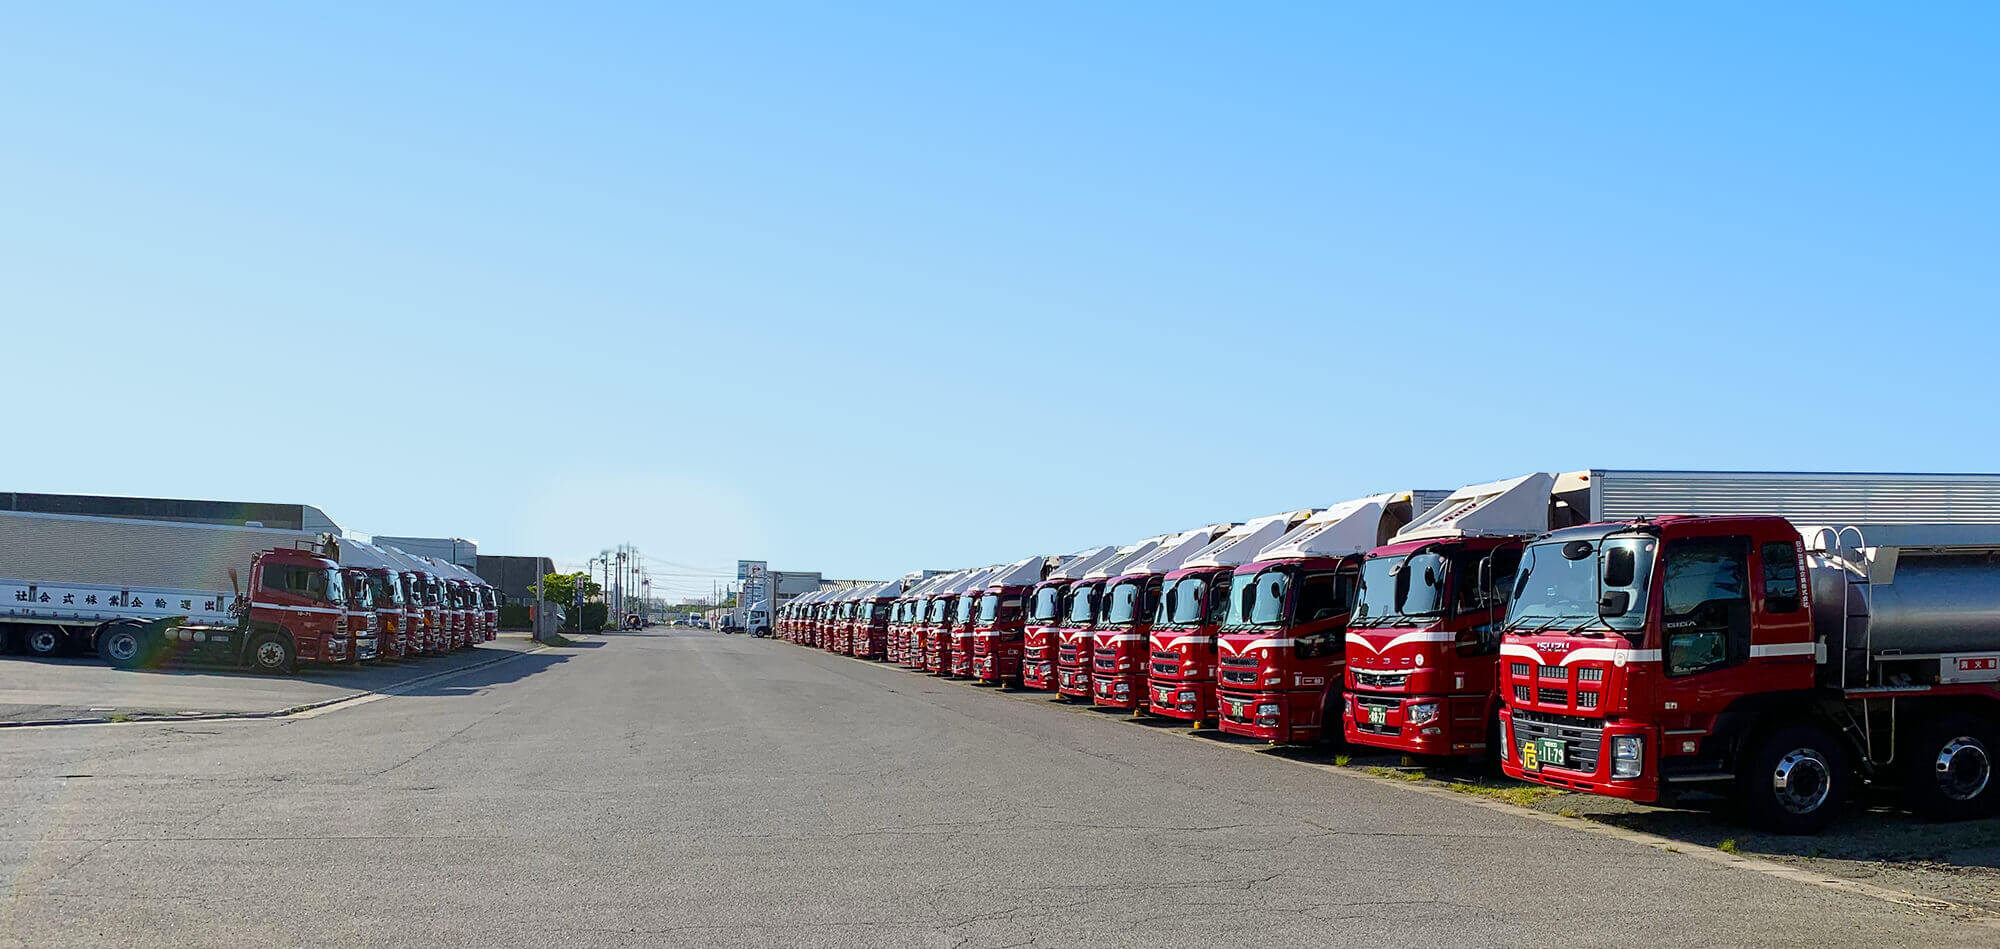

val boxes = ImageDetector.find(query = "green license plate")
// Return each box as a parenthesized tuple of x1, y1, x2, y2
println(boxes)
(1527, 737, 1566, 770)
(1366, 706, 1387, 725)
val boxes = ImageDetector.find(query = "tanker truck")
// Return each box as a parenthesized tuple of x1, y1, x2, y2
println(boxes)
(1498, 470, 2000, 832)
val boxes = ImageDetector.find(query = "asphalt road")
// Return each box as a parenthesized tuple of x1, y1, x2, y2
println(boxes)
(0, 634, 541, 724)
(1, 629, 1989, 948)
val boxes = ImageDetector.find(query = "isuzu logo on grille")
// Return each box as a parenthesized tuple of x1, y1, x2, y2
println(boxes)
(1535, 641, 1571, 652)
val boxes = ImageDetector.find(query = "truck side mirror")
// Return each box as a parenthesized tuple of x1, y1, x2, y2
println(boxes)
(1477, 558, 1493, 596)
(1598, 590, 1631, 617)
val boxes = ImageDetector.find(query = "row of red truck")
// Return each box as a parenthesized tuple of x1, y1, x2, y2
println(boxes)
(0, 510, 500, 674)
(777, 470, 2000, 833)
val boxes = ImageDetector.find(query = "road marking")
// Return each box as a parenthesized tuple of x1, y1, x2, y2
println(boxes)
(810, 644, 2000, 926)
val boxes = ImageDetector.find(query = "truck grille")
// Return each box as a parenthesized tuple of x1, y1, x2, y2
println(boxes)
(1152, 649, 1180, 663)
(1510, 662, 1532, 677)
(1219, 654, 1256, 669)
(1151, 661, 1178, 675)
(1094, 657, 1116, 671)
(1537, 687, 1569, 706)
(1510, 709, 1603, 774)
(1221, 668, 1259, 685)
(1538, 665, 1568, 680)
(1058, 646, 1081, 663)
(1353, 670, 1408, 689)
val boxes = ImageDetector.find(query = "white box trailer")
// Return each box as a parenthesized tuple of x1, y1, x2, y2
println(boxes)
(0, 510, 322, 657)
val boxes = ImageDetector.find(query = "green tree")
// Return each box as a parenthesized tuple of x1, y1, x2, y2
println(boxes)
(538, 573, 603, 607)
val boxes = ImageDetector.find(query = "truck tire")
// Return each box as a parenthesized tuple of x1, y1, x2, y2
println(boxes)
(1736, 722, 1850, 834)
(1902, 713, 1997, 821)
(248, 632, 296, 675)
(96, 623, 150, 669)
(22, 625, 71, 658)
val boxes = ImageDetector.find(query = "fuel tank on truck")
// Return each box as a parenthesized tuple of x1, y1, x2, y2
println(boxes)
(1809, 543, 2000, 657)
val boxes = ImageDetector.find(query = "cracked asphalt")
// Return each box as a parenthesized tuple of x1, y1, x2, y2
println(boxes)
(1, 629, 1989, 947)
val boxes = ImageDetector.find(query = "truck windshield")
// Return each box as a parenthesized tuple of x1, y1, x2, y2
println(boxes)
(1350, 552, 1449, 627)
(977, 594, 1000, 624)
(1064, 583, 1100, 624)
(1507, 535, 1656, 634)
(1102, 580, 1144, 625)
(323, 568, 344, 607)
(925, 599, 946, 624)
(1158, 575, 1208, 626)
(1030, 586, 1061, 623)
(1224, 567, 1290, 628)
(370, 575, 401, 606)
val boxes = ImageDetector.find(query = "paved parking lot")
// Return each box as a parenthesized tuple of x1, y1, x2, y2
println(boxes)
(1, 628, 1994, 948)
(0, 633, 543, 724)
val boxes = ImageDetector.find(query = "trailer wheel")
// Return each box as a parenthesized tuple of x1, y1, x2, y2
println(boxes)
(248, 632, 296, 675)
(1737, 722, 1850, 834)
(1903, 714, 1997, 821)
(96, 623, 150, 669)
(23, 625, 70, 658)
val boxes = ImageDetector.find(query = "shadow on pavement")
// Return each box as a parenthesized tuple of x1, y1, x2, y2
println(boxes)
(395, 650, 573, 697)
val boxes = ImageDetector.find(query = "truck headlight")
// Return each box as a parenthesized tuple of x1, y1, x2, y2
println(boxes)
(1406, 701, 1440, 727)
(1255, 703, 1279, 716)
(1610, 735, 1644, 778)
(1499, 717, 1512, 762)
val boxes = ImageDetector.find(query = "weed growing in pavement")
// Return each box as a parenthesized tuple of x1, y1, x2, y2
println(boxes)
(1333, 754, 1351, 766)
(1441, 781, 1563, 807)
(1718, 839, 1741, 854)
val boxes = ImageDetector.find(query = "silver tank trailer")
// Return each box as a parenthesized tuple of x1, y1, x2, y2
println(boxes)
(1809, 547, 2000, 656)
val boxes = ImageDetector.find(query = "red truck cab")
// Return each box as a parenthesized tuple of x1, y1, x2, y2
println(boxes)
(1343, 474, 1573, 759)
(1216, 492, 1434, 743)
(1022, 546, 1120, 692)
(1147, 511, 1314, 723)
(1058, 538, 1167, 700)
(972, 556, 1059, 685)
(340, 566, 381, 662)
(98, 545, 353, 673)
(1093, 526, 1234, 710)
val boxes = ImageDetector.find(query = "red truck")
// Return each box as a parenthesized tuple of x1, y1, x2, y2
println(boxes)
(849, 580, 898, 660)
(1497, 470, 2000, 832)
(1215, 492, 1445, 742)
(970, 556, 1060, 685)
(918, 570, 969, 672)
(339, 566, 382, 663)
(1092, 525, 1235, 710)
(1056, 538, 1168, 701)
(1343, 474, 1576, 758)
(1147, 510, 1315, 724)
(946, 567, 1000, 677)
(1021, 546, 1120, 692)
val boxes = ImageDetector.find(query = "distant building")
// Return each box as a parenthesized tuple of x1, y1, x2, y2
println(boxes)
(373, 536, 477, 569)
(2, 492, 341, 534)
(476, 555, 558, 605)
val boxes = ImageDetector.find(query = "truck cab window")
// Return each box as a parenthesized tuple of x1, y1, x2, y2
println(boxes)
(1662, 536, 1751, 677)
(1293, 571, 1342, 658)
(1760, 541, 1802, 613)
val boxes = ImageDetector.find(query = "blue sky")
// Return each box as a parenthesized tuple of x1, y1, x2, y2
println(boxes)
(4, 3, 1995, 599)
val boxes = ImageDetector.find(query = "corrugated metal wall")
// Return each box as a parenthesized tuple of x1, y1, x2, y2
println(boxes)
(0, 511, 319, 590)
(1591, 471, 2000, 524)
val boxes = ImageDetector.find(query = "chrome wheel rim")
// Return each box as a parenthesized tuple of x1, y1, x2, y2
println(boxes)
(1935, 737, 1992, 802)
(1772, 748, 1834, 814)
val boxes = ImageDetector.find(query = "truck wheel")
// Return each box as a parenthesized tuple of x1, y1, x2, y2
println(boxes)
(1737, 722, 1850, 834)
(248, 632, 296, 675)
(1903, 714, 1997, 821)
(96, 623, 149, 669)
(23, 625, 70, 658)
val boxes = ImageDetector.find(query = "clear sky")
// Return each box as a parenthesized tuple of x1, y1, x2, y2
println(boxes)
(4, 3, 1996, 599)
